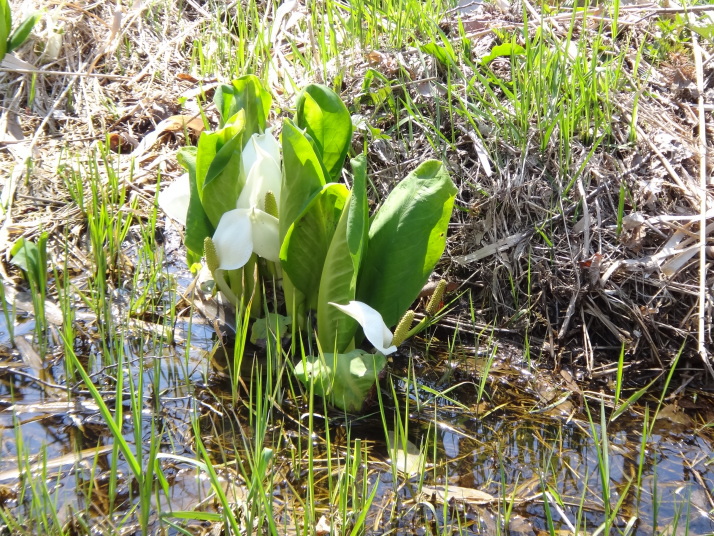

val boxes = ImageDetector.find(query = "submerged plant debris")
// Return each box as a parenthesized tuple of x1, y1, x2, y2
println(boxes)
(0, 0, 713, 534)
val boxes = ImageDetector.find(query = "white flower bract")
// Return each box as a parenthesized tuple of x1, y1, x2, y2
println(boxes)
(212, 129, 282, 270)
(329, 301, 397, 355)
(158, 173, 190, 226)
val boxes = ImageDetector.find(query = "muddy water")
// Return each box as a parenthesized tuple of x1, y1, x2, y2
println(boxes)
(0, 275, 712, 534)
(343, 352, 714, 536)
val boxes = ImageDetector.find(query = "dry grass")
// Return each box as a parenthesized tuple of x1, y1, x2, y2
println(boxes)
(364, 1, 714, 383)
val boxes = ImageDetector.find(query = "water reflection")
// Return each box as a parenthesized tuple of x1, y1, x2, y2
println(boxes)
(1, 283, 713, 534)
(399, 371, 714, 535)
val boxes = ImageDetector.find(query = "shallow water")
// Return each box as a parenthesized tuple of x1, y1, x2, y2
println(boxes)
(0, 269, 712, 534)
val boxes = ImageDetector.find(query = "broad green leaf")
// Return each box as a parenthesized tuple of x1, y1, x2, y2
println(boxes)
(177, 146, 214, 257)
(250, 313, 291, 345)
(691, 19, 714, 40)
(1, 0, 9, 30)
(294, 350, 386, 413)
(194, 127, 227, 194)
(333, 350, 386, 412)
(317, 156, 369, 353)
(279, 119, 327, 241)
(357, 160, 456, 328)
(280, 183, 348, 309)
(0, 0, 10, 61)
(195, 113, 245, 226)
(345, 157, 369, 257)
(10, 232, 48, 302)
(9, 237, 38, 274)
(10, 233, 46, 280)
(201, 136, 243, 226)
(214, 75, 271, 137)
(295, 85, 352, 181)
(203, 148, 245, 225)
(294, 355, 333, 399)
(7, 12, 39, 53)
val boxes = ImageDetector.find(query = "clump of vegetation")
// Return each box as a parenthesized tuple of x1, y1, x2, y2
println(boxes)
(160, 75, 456, 412)
(0, 0, 712, 534)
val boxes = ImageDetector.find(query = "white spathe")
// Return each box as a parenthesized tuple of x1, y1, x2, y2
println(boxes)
(212, 130, 282, 270)
(158, 173, 190, 226)
(329, 301, 397, 355)
(236, 141, 282, 210)
(241, 127, 281, 179)
(212, 207, 280, 270)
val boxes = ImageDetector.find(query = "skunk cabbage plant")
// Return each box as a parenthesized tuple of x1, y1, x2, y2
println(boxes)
(160, 76, 456, 412)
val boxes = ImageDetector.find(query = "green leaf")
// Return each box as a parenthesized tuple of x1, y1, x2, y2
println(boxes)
(610, 375, 660, 423)
(9, 237, 38, 273)
(214, 75, 272, 137)
(177, 146, 214, 257)
(0, 0, 9, 29)
(200, 120, 246, 227)
(386, 431, 425, 475)
(295, 85, 352, 181)
(317, 155, 369, 353)
(357, 160, 456, 328)
(195, 114, 243, 191)
(294, 350, 386, 413)
(10, 235, 43, 277)
(280, 183, 349, 309)
(10, 232, 48, 299)
(331, 351, 386, 413)
(0, 0, 10, 61)
(294, 355, 333, 398)
(7, 12, 39, 53)
(420, 42, 456, 67)
(279, 119, 327, 242)
(691, 19, 714, 40)
(481, 42, 526, 65)
(250, 313, 291, 345)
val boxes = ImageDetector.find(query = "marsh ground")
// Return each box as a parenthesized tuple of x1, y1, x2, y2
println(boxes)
(0, 0, 713, 534)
